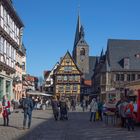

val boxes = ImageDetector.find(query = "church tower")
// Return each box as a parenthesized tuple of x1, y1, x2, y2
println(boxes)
(72, 14, 89, 79)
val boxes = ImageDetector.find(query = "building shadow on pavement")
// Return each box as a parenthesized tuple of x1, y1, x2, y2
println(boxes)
(15, 110, 140, 140)
(15, 111, 91, 140)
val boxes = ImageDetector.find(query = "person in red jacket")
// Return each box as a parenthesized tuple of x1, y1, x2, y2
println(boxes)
(125, 101, 135, 131)
(2, 95, 10, 126)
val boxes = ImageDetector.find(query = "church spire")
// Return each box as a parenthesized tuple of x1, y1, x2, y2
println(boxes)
(73, 13, 81, 48)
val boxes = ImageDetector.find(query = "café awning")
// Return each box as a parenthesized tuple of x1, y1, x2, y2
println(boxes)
(27, 91, 52, 96)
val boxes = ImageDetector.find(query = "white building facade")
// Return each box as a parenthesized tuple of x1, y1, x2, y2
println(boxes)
(0, 0, 24, 100)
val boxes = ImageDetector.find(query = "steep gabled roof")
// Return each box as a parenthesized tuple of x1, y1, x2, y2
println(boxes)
(44, 71, 51, 79)
(55, 51, 82, 75)
(45, 62, 59, 78)
(3, 0, 24, 27)
(107, 39, 140, 71)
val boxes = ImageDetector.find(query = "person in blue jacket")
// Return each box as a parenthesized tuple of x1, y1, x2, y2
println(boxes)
(22, 94, 33, 129)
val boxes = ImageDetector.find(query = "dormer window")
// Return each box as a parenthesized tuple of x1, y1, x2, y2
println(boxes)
(123, 57, 130, 69)
(135, 53, 140, 58)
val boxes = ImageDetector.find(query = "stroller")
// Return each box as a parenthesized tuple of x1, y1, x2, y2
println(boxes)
(59, 100, 68, 120)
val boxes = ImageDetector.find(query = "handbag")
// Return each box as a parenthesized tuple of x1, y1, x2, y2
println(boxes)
(7, 108, 11, 115)
(96, 111, 99, 120)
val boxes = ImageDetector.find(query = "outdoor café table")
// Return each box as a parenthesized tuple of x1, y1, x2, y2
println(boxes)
(104, 111, 117, 125)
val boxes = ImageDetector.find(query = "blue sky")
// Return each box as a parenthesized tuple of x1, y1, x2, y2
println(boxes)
(13, 0, 140, 77)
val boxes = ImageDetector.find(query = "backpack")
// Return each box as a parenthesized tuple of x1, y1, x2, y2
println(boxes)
(125, 107, 131, 116)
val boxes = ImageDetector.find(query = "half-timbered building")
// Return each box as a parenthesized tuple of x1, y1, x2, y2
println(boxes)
(54, 51, 82, 101)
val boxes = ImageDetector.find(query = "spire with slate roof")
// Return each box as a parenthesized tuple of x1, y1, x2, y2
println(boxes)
(73, 13, 81, 48)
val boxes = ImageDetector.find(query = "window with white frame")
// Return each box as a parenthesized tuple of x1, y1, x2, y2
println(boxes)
(22, 62, 25, 70)
(64, 76, 67, 81)
(4, 39, 6, 54)
(64, 66, 72, 72)
(58, 85, 64, 92)
(11, 47, 14, 61)
(1, 5, 20, 44)
(116, 74, 120, 81)
(0, 36, 4, 54)
(138, 74, 140, 80)
(0, 5, 3, 18)
(73, 85, 77, 91)
(131, 74, 135, 81)
(120, 74, 124, 81)
(66, 85, 70, 91)
(69, 76, 72, 81)
(127, 74, 131, 81)
(0, 5, 4, 28)
(75, 75, 80, 82)
(9, 45, 11, 58)
(57, 76, 62, 82)
(6, 42, 10, 57)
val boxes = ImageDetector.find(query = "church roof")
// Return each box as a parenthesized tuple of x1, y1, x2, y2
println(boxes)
(85, 56, 98, 80)
(73, 14, 81, 48)
(107, 39, 140, 71)
(73, 14, 88, 49)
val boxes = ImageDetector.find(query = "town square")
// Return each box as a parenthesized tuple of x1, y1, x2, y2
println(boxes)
(0, 0, 140, 140)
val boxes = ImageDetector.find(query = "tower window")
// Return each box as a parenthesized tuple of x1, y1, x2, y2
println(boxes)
(80, 48, 85, 56)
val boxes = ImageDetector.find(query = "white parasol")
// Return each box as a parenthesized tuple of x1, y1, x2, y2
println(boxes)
(27, 90, 53, 97)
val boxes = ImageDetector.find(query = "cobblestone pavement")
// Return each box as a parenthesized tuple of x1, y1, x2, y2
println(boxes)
(0, 107, 140, 140)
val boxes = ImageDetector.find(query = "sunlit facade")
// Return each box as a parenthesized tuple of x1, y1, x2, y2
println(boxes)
(0, 0, 24, 100)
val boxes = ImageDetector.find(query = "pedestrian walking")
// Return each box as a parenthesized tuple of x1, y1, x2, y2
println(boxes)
(89, 98, 98, 122)
(82, 99, 86, 112)
(2, 94, 11, 126)
(85, 100, 89, 110)
(71, 98, 76, 111)
(59, 97, 68, 120)
(23, 94, 34, 129)
(19, 94, 26, 108)
(51, 97, 59, 121)
(66, 98, 70, 111)
(125, 101, 135, 131)
(119, 98, 128, 128)
(97, 100, 103, 121)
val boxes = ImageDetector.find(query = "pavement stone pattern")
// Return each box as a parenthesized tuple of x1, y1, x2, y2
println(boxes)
(0, 106, 140, 140)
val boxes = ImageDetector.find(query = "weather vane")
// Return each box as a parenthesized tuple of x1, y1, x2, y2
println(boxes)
(78, 4, 80, 15)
